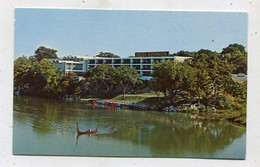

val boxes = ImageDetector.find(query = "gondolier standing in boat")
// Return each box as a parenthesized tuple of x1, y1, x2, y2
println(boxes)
(76, 122, 99, 134)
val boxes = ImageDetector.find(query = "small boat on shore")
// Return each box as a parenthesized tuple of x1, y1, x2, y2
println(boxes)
(76, 122, 99, 135)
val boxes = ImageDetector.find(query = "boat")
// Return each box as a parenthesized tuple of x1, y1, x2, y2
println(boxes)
(76, 122, 99, 135)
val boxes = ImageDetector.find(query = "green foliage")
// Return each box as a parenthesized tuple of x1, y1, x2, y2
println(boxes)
(14, 56, 84, 98)
(209, 95, 231, 110)
(14, 56, 33, 86)
(221, 43, 247, 74)
(60, 73, 84, 97)
(152, 60, 196, 101)
(221, 43, 246, 54)
(186, 50, 234, 108)
(30, 46, 58, 61)
(14, 57, 62, 97)
(14, 44, 247, 121)
(112, 66, 141, 99)
(96, 52, 120, 58)
(83, 64, 116, 96)
(224, 80, 247, 99)
(152, 45, 246, 114)
(171, 50, 196, 57)
(83, 65, 141, 98)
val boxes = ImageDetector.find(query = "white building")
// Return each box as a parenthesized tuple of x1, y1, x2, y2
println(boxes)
(52, 51, 191, 80)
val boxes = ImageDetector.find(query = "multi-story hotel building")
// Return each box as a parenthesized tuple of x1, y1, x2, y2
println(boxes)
(52, 51, 191, 80)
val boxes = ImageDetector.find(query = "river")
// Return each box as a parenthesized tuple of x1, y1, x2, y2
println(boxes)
(13, 96, 246, 159)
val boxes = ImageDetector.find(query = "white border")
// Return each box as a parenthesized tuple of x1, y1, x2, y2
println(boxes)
(1, 0, 260, 167)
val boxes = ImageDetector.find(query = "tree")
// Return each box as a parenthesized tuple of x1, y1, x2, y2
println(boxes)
(83, 65, 116, 96)
(221, 43, 246, 55)
(96, 52, 120, 58)
(14, 56, 64, 97)
(29, 59, 61, 96)
(60, 73, 83, 97)
(152, 61, 172, 97)
(113, 66, 141, 99)
(31, 46, 58, 61)
(171, 50, 196, 57)
(184, 49, 234, 111)
(14, 56, 33, 87)
(221, 43, 247, 74)
(152, 60, 196, 103)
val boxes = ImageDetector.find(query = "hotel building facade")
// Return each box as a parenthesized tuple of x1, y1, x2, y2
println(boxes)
(52, 51, 191, 80)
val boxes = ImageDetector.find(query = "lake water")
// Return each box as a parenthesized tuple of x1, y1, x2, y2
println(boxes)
(13, 96, 246, 159)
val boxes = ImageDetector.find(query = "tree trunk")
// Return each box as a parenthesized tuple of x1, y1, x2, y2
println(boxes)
(163, 91, 167, 98)
(123, 84, 129, 99)
(123, 87, 126, 99)
(102, 80, 110, 92)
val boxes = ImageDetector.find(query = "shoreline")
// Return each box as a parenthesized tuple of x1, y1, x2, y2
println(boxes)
(14, 95, 246, 127)
(76, 98, 246, 127)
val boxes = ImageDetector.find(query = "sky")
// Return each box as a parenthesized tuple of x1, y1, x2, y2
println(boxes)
(14, 9, 247, 59)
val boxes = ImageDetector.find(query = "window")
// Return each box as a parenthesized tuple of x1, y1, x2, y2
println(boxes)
(66, 64, 72, 70)
(133, 65, 140, 70)
(123, 59, 130, 64)
(89, 60, 95, 64)
(97, 60, 103, 64)
(142, 71, 151, 76)
(114, 59, 121, 64)
(142, 65, 151, 70)
(142, 59, 151, 64)
(105, 60, 112, 64)
(73, 64, 83, 70)
(133, 59, 140, 64)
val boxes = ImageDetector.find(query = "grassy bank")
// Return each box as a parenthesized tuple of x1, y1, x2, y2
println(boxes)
(102, 93, 164, 105)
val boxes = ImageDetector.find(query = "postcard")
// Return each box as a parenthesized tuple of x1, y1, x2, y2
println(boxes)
(13, 9, 247, 159)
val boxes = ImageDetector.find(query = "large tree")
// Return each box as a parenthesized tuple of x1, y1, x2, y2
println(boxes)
(221, 43, 247, 74)
(83, 64, 116, 96)
(14, 56, 33, 87)
(185, 49, 240, 111)
(60, 73, 84, 97)
(14, 57, 63, 97)
(31, 46, 58, 61)
(152, 60, 196, 103)
(113, 66, 141, 99)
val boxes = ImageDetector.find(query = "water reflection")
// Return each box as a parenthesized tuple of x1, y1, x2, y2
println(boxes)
(13, 96, 246, 158)
(76, 133, 97, 145)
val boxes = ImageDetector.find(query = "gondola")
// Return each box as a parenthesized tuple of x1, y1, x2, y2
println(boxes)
(76, 122, 99, 135)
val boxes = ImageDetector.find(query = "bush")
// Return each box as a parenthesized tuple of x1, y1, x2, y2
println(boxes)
(209, 95, 231, 110)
